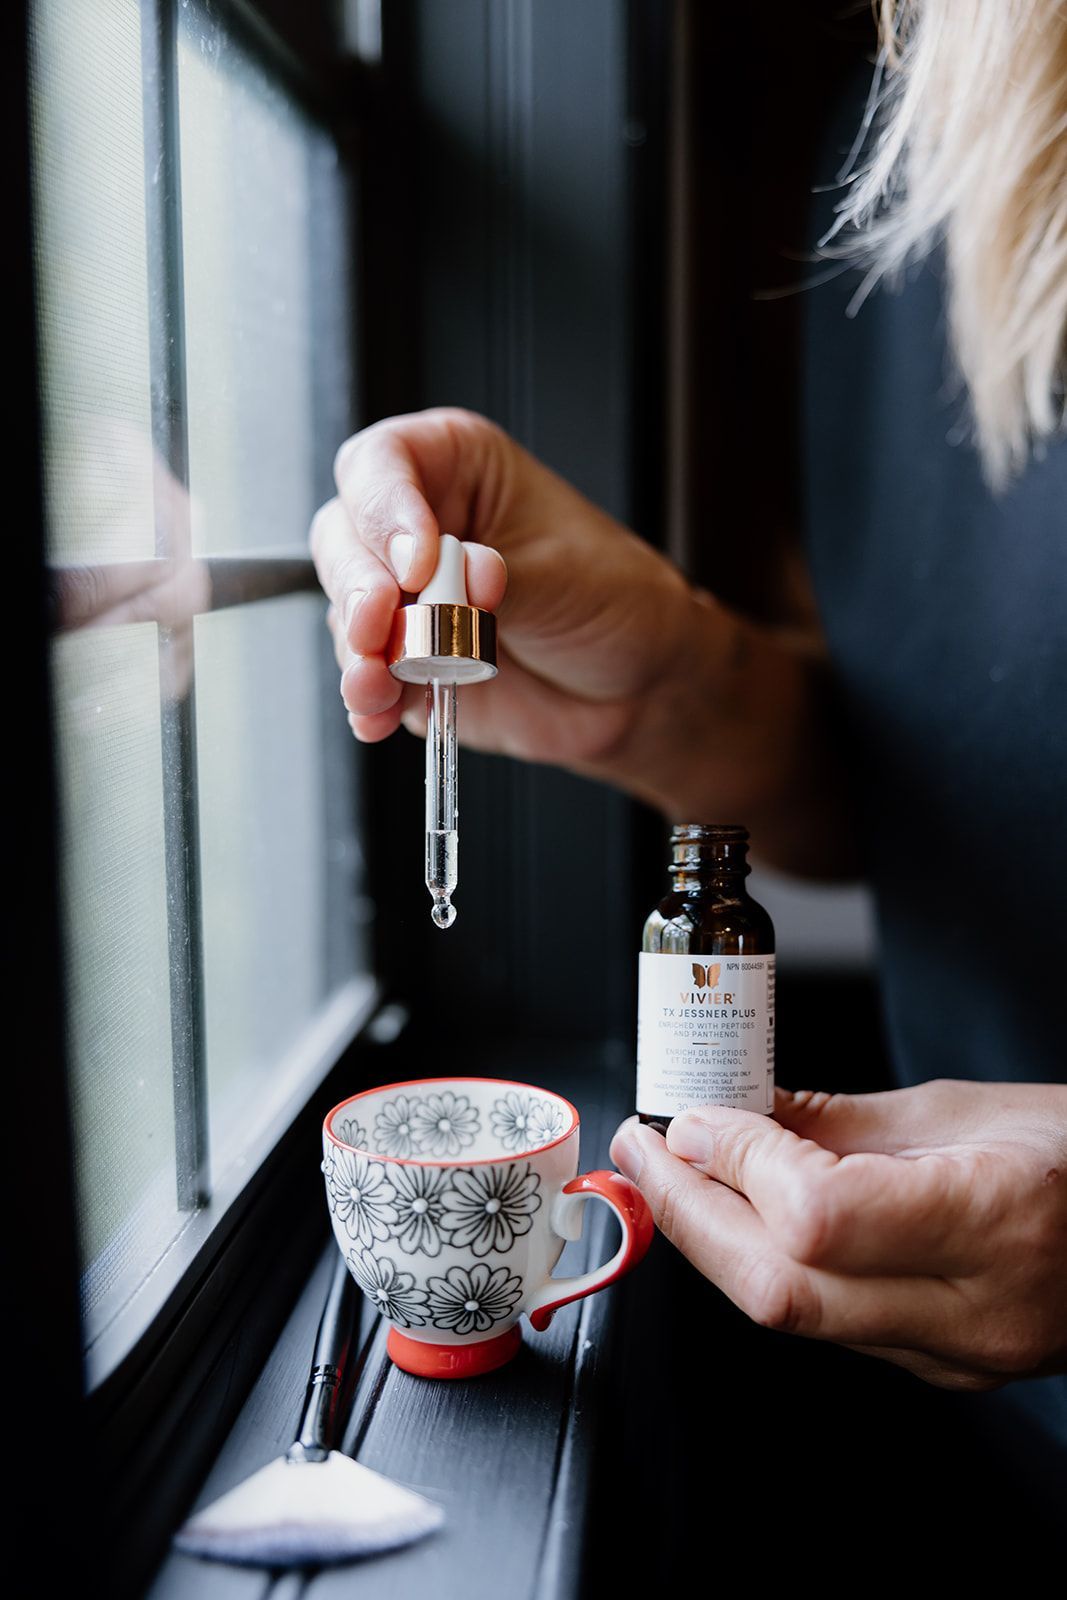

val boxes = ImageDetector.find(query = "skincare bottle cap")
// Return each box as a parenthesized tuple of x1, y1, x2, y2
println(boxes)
(387, 534, 498, 685)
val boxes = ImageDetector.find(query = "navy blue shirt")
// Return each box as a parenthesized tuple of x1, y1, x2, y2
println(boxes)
(803, 119, 1067, 1488)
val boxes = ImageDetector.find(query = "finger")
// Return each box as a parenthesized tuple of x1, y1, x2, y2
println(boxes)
(347, 707, 405, 744)
(309, 496, 400, 654)
(340, 655, 403, 718)
(772, 1084, 951, 1156)
(326, 606, 348, 673)
(665, 1103, 985, 1275)
(394, 644, 632, 766)
(400, 700, 427, 740)
(609, 1119, 961, 1349)
(463, 542, 508, 612)
(325, 591, 404, 720)
(333, 409, 506, 594)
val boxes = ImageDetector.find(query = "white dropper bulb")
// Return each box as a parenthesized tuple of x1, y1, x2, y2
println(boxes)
(417, 533, 469, 606)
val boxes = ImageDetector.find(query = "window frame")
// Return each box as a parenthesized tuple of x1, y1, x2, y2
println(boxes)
(9, 0, 87, 1570)
(36, 0, 380, 1388)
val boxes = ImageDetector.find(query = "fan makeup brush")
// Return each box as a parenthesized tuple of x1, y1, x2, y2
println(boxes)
(175, 1253, 444, 1567)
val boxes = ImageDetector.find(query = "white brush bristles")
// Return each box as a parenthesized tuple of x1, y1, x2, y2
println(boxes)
(824, 0, 1067, 489)
(175, 1452, 444, 1567)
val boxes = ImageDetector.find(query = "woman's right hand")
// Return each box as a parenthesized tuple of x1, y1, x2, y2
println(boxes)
(310, 407, 694, 773)
(311, 405, 854, 876)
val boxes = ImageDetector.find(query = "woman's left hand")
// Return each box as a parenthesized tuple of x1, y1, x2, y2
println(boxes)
(609, 1078, 1067, 1390)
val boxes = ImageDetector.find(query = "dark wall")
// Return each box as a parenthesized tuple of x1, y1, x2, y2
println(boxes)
(356, 1, 880, 1044)
(670, 1, 873, 623)
(361, 0, 670, 1044)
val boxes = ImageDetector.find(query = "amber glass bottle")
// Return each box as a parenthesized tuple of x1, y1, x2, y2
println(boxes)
(637, 824, 775, 1129)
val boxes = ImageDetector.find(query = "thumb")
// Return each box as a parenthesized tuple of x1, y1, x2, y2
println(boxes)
(773, 1083, 943, 1155)
(463, 541, 508, 612)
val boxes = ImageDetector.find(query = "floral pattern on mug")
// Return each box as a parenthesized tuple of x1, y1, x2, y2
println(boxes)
(526, 1097, 568, 1148)
(347, 1247, 429, 1328)
(490, 1090, 538, 1152)
(388, 1162, 450, 1257)
(335, 1115, 368, 1151)
(411, 1091, 480, 1157)
(438, 1162, 541, 1256)
(373, 1095, 422, 1158)
(426, 1262, 523, 1335)
(328, 1147, 399, 1246)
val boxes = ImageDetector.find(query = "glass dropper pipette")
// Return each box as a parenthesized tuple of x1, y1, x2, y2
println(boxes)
(425, 676, 458, 928)
(386, 534, 498, 929)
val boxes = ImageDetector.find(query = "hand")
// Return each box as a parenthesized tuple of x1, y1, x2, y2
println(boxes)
(311, 406, 857, 873)
(610, 1079, 1067, 1390)
(310, 406, 692, 767)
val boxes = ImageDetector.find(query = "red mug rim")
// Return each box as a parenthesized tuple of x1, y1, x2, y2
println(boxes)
(323, 1075, 580, 1167)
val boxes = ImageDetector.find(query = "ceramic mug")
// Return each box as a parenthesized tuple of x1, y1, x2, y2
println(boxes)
(322, 1076, 654, 1378)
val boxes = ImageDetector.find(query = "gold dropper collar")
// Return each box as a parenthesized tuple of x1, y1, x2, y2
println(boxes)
(387, 601, 498, 685)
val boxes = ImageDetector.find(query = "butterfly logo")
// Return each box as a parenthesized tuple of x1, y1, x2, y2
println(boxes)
(691, 963, 721, 989)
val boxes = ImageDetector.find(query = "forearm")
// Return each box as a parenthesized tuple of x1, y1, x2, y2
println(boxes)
(592, 584, 860, 879)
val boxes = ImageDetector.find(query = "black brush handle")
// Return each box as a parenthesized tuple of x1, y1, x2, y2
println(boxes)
(288, 1252, 360, 1463)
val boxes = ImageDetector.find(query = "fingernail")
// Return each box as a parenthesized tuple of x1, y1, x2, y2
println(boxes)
(666, 1114, 713, 1163)
(607, 1126, 652, 1190)
(389, 532, 415, 587)
(343, 589, 366, 636)
(612, 1130, 644, 1183)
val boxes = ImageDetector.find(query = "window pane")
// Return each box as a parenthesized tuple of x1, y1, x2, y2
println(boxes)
(51, 627, 182, 1328)
(176, 4, 365, 1166)
(195, 595, 361, 1173)
(178, 8, 336, 554)
(30, 0, 155, 562)
(32, 0, 366, 1371)
(31, 0, 185, 1339)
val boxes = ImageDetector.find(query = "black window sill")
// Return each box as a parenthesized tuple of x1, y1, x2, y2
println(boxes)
(142, 984, 1066, 1592)
(149, 1041, 635, 1600)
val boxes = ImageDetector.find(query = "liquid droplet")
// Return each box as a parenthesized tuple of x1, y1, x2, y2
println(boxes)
(431, 897, 456, 930)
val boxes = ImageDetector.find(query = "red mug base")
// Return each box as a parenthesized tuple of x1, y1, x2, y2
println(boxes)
(387, 1323, 522, 1379)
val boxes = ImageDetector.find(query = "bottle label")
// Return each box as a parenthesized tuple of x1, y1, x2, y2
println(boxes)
(637, 952, 776, 1116)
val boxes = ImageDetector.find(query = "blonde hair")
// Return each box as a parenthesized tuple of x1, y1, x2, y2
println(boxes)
(824, 0, 1067, 488)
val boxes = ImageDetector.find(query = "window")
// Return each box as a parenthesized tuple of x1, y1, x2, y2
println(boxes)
(17, 1, 674, 1584)
(30, 0, 372, 1383)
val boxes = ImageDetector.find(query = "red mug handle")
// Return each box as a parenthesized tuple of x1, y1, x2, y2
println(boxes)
(525, 1169, 654, 1332)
